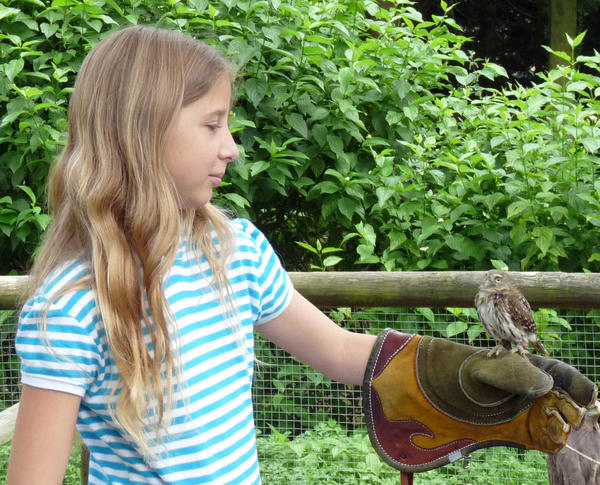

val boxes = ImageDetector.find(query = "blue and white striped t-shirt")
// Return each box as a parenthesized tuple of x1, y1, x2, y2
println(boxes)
(16, 218, 294, 484)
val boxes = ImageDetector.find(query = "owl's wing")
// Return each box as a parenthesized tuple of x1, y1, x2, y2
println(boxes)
(507, 292, 538, 334)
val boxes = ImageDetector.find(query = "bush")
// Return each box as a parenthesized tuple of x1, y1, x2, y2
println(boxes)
(1, 1, 600, 274)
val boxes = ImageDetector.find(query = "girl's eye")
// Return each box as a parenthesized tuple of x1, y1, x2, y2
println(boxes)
(207, 124, 221, 132)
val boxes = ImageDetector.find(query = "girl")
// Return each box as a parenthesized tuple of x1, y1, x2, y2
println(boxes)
(7, 25, 376, 484)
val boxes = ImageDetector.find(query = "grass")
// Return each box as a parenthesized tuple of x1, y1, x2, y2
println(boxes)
(0, 422, 550, 484)
(257, 420, 550, 485)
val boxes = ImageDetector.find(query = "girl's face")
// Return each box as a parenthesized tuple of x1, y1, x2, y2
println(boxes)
(164, 76, 239, 209)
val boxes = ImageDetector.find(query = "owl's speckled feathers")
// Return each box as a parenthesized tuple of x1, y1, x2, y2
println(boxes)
(474, 270, 548, 358)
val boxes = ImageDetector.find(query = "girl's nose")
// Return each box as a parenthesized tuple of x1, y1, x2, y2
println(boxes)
(222, 131, 239, 163)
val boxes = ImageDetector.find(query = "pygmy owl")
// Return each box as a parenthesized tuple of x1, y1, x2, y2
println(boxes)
(474, 270, 548, 358)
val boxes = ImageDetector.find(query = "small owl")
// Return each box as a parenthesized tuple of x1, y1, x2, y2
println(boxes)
(474, 270, 548, 358)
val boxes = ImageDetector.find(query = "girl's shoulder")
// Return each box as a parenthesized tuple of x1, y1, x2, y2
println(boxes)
(23, 259, 92, 315)
(229, 217, 257, 236)
(229, 217, 269, 247)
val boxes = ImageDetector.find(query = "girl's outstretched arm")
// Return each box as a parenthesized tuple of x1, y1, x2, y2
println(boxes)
(7, 385, 81, 485)
(257, 290, 376, 385)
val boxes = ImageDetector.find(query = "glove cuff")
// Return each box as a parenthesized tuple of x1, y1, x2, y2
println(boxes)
(362, 329, 483, 472)
(362, 329, 531, 472)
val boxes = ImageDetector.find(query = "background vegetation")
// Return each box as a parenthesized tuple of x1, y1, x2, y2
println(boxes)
(1, 0, 600, 275)
(1, 2, 598, 483)
(0, 421, 551, 484)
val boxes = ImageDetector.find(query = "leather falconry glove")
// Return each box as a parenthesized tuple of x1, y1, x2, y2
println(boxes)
(363, 329, 598, 475)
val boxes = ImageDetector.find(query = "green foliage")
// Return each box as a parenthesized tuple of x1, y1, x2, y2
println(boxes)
(2, 0, 600, 274)
(257, 420, 549, 484)
(0, 0, 118, 272)
(257, 420, 397, 484)
(0, 424, 549, 484)
(295, 233, 357, 270)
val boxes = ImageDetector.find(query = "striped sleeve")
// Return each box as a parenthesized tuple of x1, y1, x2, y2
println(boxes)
(233, 219, 294, 325)
(16, 290, 101, 397)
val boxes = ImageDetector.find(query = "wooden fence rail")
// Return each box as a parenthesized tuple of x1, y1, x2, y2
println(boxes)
(1, 271, 600, 311)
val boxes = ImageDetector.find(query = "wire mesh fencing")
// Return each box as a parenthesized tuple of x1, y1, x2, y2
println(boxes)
(0, 311, 19, 479)
(1, 306, 598, 484)
(252, 307, 600, 485)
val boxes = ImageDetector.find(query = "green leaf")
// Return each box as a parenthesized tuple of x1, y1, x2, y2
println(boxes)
(286, 113, 308, 138)
(310, 107, 329, 121)
(34, 213, 51, 231)
(467, 323, 485, 343)
(337, 197, 361, 220)
(323, 255, 342, 267)
(567, 30, 586, 48)
(355, 222, 376, 247)
(485, 62, 508, 78)
(1, 109, 27, 126)
(375, 186, 395, 207)
(338, 67, 354, 94)
(244, 77, 268, 106)
(104, 0, 124, 15)
(326, 135, 344, 157)
(446, 321, 468, 338)
(356, 244, 379, 264)
(532, 227, 554, 256)
(566, 80, 591, 92)
(18, 185, 36, 203)
(572, 30, 587, 47)
(221, 192, 249, 208)
(581, 137, 600, 154)
(40, 22, 59, 38)
(4, 58, 24, 83)
(295, 241, 318, 254)
(312, 181, 339, 195)
(506, 200, 531, 219)
(510, 225, 529, 246)
(0, 7, 20, 21)
(417, 307, 435, 323)
(418, 217, 441, 242)
(491, 260, 509, 271)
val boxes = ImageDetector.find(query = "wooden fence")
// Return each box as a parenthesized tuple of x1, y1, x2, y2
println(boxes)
(1, 271, 599, 483)
(2, 271, 600, 311)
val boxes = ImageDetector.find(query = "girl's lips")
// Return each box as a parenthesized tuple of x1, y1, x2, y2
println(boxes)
(209, 174, 223, 185)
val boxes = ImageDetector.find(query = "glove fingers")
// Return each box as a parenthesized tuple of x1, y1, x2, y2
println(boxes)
(542, 407, 570, 445)
(529, 391, 572, 452)
(464, 350, 553, 400)
(551, 390, 585, 428)
(529, 390, 588, 452)
(528, 355, 599, 408)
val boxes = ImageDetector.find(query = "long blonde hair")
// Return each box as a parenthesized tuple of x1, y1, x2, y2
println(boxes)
(29, 25, 235, 455)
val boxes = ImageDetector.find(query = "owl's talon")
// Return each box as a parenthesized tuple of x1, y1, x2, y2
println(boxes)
(510, 346, 529, 357)
(487, 345, 504, 358)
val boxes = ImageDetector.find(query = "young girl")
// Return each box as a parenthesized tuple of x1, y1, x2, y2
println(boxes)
(7, 25, 376, 484)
